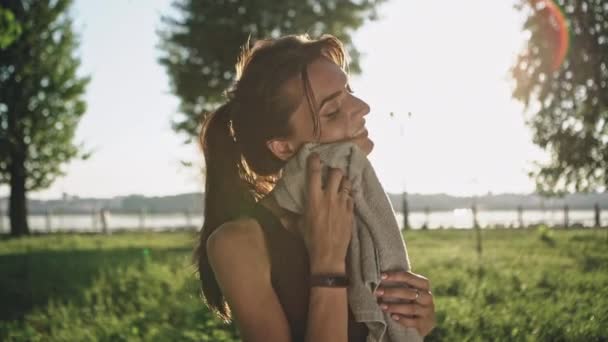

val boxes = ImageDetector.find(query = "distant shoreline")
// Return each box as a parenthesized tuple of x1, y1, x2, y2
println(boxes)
(2, 191, 607, 215)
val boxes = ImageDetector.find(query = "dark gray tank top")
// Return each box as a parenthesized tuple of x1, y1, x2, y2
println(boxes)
(250, 202, 368, 342)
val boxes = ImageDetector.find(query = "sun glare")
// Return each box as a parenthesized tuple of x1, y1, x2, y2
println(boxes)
(353, 0, 545, 196)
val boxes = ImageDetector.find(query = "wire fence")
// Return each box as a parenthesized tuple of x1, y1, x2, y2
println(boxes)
(0, 204, 606, 234)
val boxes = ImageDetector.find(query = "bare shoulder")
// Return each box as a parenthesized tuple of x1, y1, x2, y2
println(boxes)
(207, 217, 269, 271)
(207, 217, 291, 341)
(207, 218, 270, 276)
(208, 217, 264, 243)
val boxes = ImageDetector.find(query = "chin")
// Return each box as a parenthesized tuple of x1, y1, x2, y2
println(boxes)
(344, 129, 374, 155)
(364, 137, 374, 156)
(353, 137, 373, 156)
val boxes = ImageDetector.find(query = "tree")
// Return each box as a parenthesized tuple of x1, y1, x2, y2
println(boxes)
(512, 0, 608, 194)
(0, 6, 21, 49)
(158, 0, 385, 143)
(0, 0, 90, 236)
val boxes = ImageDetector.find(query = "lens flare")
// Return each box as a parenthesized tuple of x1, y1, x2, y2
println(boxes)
(531, 0, 570, 71)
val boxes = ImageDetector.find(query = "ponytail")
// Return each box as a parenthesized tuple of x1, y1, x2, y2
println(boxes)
(194, 101, 255, 322)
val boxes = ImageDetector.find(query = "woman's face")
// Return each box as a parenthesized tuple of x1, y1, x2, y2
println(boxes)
(270, 57, 373, 159)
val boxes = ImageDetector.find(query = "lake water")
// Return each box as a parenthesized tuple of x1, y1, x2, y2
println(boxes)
(0, 209, 606, 233)
(394, 209, 608, 229)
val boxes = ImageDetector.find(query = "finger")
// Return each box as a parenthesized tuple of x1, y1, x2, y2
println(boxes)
(325, 167, 344, 194)
(376, 286, 433, 306)
(346, 196, 354, 211)
(339, 178, 352, 199)
(381, 303, 428, 318)
(389, 314, 417, 328)
(339, 177, 351, 191)
(306, 153, 322, 201)
(376, 286, 417, 302)
(382, 271, 431, 291)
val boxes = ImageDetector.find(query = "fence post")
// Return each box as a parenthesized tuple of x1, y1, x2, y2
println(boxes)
(517, 205, 524, 228)
(100, 208, 109, 234)
(563, 204, 569, 229)
(594, 203, 601, 228)
(139, 208, 146, 229)
(472, 200, 482, 255)
(92, 208, 97, 231)
(422, 206, 430, 230)
(472, 202, 479, 229)
(45, 207, 52, 232)
(402, 191, 409, 230)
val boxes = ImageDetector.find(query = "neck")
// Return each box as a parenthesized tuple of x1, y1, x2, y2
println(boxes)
(259, 191, 299, 232)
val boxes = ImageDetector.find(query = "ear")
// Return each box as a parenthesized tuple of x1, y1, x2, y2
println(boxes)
(266, 138, 297, 161)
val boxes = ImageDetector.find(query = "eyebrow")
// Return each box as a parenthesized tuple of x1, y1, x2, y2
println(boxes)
(317, 71, 349, 111)
(318, 90, 343, 112)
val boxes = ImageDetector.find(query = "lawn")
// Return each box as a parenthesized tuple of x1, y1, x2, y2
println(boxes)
(0, 227, 606, 341)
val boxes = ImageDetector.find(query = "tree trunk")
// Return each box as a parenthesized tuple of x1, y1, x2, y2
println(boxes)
(9, 150, 29, 236)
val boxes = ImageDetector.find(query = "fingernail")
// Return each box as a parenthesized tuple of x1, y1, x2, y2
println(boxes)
(381, 304, 388, 310)
(375, 289, 384, 296)
(381, 273, 388, 280)
(392, 315, 400, 321)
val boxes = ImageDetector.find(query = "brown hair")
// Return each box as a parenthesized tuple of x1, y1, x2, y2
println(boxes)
(194, 34, 348, 322)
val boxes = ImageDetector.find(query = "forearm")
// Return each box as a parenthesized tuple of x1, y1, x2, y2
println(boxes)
(305, 262, 348, 342)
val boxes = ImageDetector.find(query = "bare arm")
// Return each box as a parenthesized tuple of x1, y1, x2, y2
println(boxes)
(207, 220, 291, 342)
(207, 220, 350, 342)
(305, 262, 348, 342)
(301, 154, 355, 342)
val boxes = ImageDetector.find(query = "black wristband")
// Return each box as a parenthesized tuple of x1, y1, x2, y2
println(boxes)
(310, 274, 349, 287)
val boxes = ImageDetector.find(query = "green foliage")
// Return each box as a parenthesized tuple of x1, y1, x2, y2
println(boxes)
(409, 228, 608, 341)
(157, 0, 385, 143)
(537, 224, 556, 245)
(0, 0, 90, 190)
(511, 0, 608, 194)
(0, 232, 239, 341)
(0, 6, 21, 49)
(1, 229, 607, 341)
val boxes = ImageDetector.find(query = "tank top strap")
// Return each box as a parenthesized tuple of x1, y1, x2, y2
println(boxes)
(250, 201, 298, 238)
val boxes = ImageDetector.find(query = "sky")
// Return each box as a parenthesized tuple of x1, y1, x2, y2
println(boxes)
(0, 0, 551, 200)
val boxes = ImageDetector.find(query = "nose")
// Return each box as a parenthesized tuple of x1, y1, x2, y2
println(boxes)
(361, 101, 370, 117)
(346, 92, 370, 128)
(350, 97, 369, 132)
(357, 97, 370, 118)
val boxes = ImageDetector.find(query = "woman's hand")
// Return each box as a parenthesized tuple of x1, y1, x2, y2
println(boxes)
(298, 152, 354, 274)
(375, 271, 436, 337)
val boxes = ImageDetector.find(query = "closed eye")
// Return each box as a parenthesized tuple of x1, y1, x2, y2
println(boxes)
(323, 83, 352, 119)
(326, 109, 340, 119)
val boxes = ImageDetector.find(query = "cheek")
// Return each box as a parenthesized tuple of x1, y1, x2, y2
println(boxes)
(290, 113, 317, 143)
(319, 118, 352, 142)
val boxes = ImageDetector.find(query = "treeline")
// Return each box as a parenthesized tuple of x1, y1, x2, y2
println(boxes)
(0, 193, 204, 215)
(1, 192, 606, 215)
(389, 192, 608, 212)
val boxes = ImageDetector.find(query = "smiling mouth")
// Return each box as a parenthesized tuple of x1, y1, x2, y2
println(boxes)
(352, 119, 368, 138)
(352, 127, 368, 138)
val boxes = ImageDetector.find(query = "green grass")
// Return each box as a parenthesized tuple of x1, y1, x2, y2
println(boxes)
(0, 228, 607, 341)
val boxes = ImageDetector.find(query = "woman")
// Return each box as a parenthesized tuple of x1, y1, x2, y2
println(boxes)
(194, 34, 436, 342)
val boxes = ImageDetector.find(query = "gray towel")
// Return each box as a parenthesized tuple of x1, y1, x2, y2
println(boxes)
(272, 142, 422, 342)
